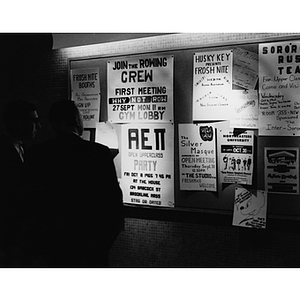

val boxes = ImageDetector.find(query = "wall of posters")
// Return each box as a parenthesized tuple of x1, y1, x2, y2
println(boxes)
(259, 41, 300, 136)
(107, 55, 173, 123)
(69, 35, 300, 220)
(71, 68, 100, 128)
(219, 129, 254, 185)
(120, 123, 174, 207)
(193, 50, 233, 120)
(179, 123, 217, 191)
(233, 188, 267, 229)
(264, 147, 299, 194)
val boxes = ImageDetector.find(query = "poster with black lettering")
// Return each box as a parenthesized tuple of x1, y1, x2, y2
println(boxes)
(233, 47, 258, 90)
(219, 129, 254, 185)
(107, 55, 173, 123)
(259, 41, 300, 136)
(193, 50, 233, 121)
(179, 124, 217, 191)
(120, 123, 174, 207)
(233, 188, 267, 229)
(71, 68, 100, 128)
(264, 147, 299, 194)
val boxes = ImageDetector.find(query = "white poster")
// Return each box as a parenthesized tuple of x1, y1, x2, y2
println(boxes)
(259, 41, 300, 136)
(120, 123, 174, 207)
(193, 50, 233, 120)
(230, 90, 259, 129)
(265, 147, 299, 194)
(233, 188, 267, 229)
(179, 124, 217, 191)
(71, 68, 100, 128)
(219, 129, 254, 185)
(108, 55, 173, 123)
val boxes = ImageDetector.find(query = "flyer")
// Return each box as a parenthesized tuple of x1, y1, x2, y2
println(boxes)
(179, 123, 217, 191)
(193, 50, 233, 120)
(233, 188, 267, 229)
(230, 90, 259, 129)
(219, 129, 254, 185)
(71, 68, 100, 128)
(233, 47, 258, 90)
(264, 147, 299, 194)
(107, 55, 173, 123)
(120, 123, 174, 207)
(259, 41, 300, 136)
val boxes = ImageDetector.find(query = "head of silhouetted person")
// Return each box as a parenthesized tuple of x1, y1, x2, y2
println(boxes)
(49, 100, 83, 137)
(2, 100, 41, 141)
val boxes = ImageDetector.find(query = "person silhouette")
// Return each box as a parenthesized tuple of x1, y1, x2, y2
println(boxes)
(0, 100, 41, 266)
(26, 100, 123, 267)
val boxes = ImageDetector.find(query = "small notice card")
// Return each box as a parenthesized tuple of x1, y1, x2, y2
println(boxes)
(233, 188, 267, 229)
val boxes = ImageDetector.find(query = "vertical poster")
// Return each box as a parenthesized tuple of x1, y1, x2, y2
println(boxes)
(107, 55, 173, 123)
(71, 68, 100, 128)
(193, 50, 233, 120)
(120, 123, 174, 207)
(233, 188, 267, 229)
(232, 47, 258, 90)
(219, 129, 254, 185)
(179, 123, 217, 191)
(230, 90, 259, 129)
(265, 147, 299, 194)
(259, 41, 300, 136)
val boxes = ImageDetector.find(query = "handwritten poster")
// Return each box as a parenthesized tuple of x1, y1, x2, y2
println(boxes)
(265, 147, 299, 194)
(230, 90, 259, 129)
(233, 188, 267, 229)
(259, 41, 300, 136)
(219, 129, 254, 185)
(193, 50, 233, 120)
(179, 124, 217, 191)
(233, 47, 258, 90)
(71, 68, 100, 128)
(107, 55, 173, 123)
(120, 123, 174, 207)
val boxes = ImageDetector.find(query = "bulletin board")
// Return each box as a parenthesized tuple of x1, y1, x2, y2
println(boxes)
(68, 35, 300, 222)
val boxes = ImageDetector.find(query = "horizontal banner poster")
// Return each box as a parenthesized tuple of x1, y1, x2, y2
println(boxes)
(120, 123, 174, 207)
(108, 55, 173, 123)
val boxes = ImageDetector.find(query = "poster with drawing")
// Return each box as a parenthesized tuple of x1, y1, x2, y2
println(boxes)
(71, 68, 100, 128)
(233, 188, 267, 229)
(233, 47, 258, 90)
(107, 55, 173, 123)
(265, 147, 299, 194)
(259, 41, 300, 136)
(193, 50, 233, 120)
(120, 123, 174, 207)
(179, 123, 217, 191)
(219, 129, 254, 185)
(230, 90, 259, 129)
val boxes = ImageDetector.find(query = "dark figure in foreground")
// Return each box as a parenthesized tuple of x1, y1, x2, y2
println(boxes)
(0, 100, 41, 266)
(26, 100, 123, 267)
